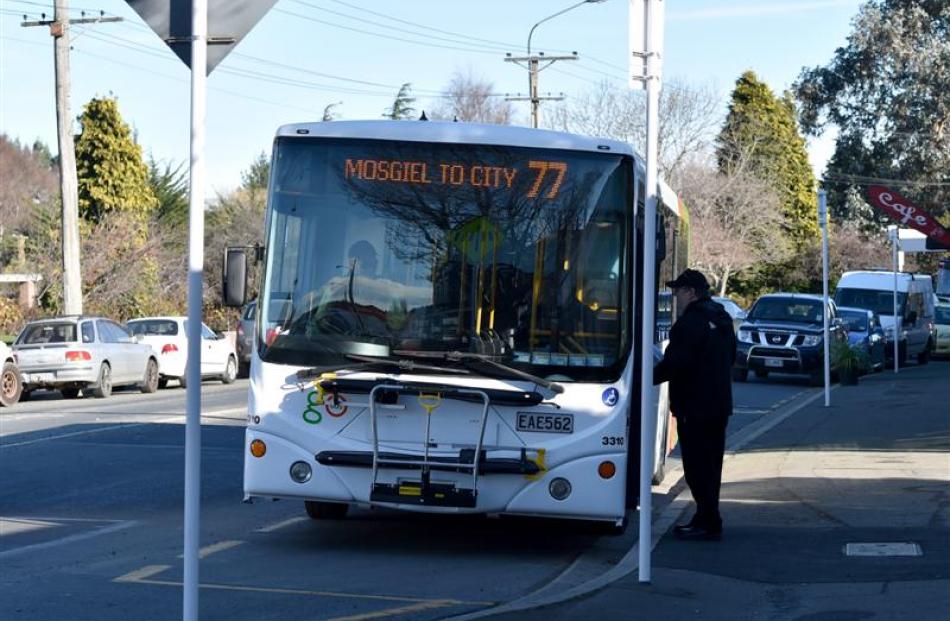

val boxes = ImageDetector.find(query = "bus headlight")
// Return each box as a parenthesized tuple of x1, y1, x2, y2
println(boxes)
(548, 477, 572, 501)
(737, 329, 753, 343)
(289, 461, 312, 483)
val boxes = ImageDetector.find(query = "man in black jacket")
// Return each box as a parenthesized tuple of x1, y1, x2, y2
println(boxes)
(654, 269, 737, 540)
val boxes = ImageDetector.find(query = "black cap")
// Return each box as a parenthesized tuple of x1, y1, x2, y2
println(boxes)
(666, 268, 710, 292)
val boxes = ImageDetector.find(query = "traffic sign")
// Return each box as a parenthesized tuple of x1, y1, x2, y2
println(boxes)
(126, 0, 277, 73)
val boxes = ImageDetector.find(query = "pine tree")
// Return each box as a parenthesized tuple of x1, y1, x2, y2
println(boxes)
(241, 151, 270, 190)
(148, 156, 188, 226)
(75, 97, 158, 223)
(383, 83, 416, 120)
(717, 72, 818, 248)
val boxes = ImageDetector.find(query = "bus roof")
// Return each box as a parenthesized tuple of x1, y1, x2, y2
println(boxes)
(275, 120, 682, 217)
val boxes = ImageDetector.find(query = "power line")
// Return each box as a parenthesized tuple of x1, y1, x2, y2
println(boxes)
(290, 0, 513, 53)
(288, 0, 632, 86)
(273, 7, 497, 56)
(822, 174, 950, 188)
(325, 0, 574, 54)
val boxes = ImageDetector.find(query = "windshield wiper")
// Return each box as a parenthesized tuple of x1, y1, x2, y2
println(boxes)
(296, 353, 471, 381)
(392, 350, 564, 394)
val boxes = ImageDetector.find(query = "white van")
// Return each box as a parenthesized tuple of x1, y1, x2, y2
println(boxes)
(834, 270, 936, 364)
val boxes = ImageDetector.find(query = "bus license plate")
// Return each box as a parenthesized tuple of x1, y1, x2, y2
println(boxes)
(516, 413, 574, 434)
(764, 358, 783, 368)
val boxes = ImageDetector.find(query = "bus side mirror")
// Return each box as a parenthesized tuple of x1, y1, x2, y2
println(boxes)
(223, 247, 248, 308)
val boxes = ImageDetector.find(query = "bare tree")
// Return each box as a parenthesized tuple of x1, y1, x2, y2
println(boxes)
(430, 69, 514, 124)
(544, 79, 720, 181)
(0, 136, 58, 242)
(678, 152, 790, 295)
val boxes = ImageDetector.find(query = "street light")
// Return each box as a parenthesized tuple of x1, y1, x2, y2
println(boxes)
(527, 0, 606, 56)
(519, 0, 607, 128)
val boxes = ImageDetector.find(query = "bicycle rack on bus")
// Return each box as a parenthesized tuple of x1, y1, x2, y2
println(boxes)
(313, 378, 549, 508)
(367, 383, 489, 508)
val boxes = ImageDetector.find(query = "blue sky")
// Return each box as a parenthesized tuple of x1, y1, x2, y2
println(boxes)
(0, 0, 863, 193)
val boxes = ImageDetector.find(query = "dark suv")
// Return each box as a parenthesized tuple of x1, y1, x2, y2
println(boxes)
(733, 293, 847, 385)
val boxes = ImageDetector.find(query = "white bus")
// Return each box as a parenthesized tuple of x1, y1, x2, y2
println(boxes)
(223, 121, 688, 530)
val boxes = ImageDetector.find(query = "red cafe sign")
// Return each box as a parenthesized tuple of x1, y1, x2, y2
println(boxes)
(866, 185, 950, 247)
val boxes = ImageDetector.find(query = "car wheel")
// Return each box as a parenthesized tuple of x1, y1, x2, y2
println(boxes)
(731, 367, 748, 382)
(754, 369, 769, 379)
(60, 387, 81, 399)
(140, 359, 160, 393)
(0, 362, 22, 407)
(221, 356, 237, 385)
(304, 501, 349, 520)
(917, 342, 932, 365)
(91, 363, 112, 399)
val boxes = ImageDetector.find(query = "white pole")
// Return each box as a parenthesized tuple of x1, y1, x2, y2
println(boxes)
(183, 1, 207, 619)
(638, 0, 662, 585)
(819, 191, 830, 406)
(890, 225, 899, 374)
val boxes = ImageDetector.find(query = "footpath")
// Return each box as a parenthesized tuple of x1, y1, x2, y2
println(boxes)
(490, 361, 950, 621)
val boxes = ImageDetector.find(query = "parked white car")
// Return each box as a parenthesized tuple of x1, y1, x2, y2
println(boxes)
(126, 317, 238, 388)
(1, 340, 22, 407)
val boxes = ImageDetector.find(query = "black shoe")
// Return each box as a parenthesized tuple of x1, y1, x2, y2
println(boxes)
(672, 524, 722, 541)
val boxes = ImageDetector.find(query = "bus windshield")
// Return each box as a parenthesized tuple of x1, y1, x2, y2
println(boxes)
(259, 137, 632, 382)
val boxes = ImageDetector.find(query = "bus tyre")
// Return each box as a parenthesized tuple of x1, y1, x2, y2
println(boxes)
(651, 461, 665, 486)
(731, 367, 748, 382)
(305, 501, 349, 520)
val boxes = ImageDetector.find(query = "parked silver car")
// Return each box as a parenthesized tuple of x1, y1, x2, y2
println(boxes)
(13, 316, 160, 399)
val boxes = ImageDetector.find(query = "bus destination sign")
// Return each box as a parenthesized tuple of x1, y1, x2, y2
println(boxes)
(344, 158, 569, 199)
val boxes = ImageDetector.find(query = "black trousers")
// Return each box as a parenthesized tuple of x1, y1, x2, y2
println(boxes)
(677, 415, 728, 529)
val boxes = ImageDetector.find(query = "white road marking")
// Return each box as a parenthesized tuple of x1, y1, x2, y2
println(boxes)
(255, 516, 309, 533)
(1, 423, 149, 447)
(0, 519, 137, 559)
(175, 540, 244, 560)
(844, 542, 922, 557)
(1, 408, 246, 446)
(114, 564, 171, 582)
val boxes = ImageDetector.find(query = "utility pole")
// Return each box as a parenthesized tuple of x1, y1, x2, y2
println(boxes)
(504, 51, 576, 128)
(22, 4, 122, 315)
